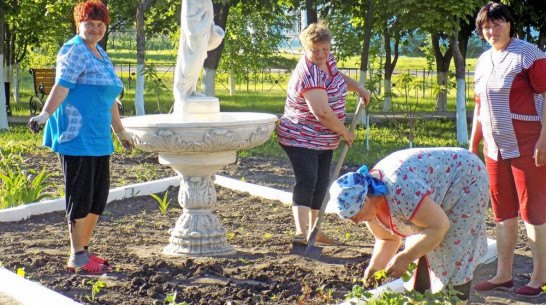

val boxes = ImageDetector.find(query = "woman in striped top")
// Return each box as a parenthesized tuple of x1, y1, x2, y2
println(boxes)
(276, 23, 370, 245)
(470, 2, 546, 297)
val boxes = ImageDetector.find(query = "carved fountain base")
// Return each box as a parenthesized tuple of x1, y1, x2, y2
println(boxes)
(161, 152, 236, 256)
(122, 96, 277, 257)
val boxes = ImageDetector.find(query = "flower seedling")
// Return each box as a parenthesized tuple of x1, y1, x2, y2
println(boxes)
(86, 274, 108, 302)
(151, 191, 171, 214)
(163, 291, 189, 305)
(16, 267, 25, 278)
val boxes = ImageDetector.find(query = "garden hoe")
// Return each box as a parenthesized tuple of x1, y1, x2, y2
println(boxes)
(291, 101, 365, 258)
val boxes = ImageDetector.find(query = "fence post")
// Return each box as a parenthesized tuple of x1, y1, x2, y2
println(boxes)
(422, 68, 426, 98)
(128, 63, 132, 89)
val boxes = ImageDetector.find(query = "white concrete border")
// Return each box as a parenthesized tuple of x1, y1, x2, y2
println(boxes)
(0, 268, 80, 305)
(0, 175, 498, 305)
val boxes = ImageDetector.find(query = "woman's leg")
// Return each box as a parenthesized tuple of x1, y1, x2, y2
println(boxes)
(414, 256, 430, 294)
(524, 222, 546, 288)
(481, 155, 519, 284)
(492, 218, 518, 282)
(309, 149, 335, 243)
(512, 153, 546, 289)
(292, 206, 310, 236)
(281, 145, 319, 236)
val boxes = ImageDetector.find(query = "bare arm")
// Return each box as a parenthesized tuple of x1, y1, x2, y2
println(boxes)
(110, 101, 124, 133)
(363, 219, 401, 286)
(42, 84, 69, 115)
(469, 103, 483, 155)
(302, 88, 355, 146)
(341, 73, 370, 106)
(535, 92, 546, 166)
(385, 196, 450, 278)
(366, 220, 402, 271)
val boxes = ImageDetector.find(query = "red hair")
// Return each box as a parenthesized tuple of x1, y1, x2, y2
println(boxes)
(74, 0, 110, 28)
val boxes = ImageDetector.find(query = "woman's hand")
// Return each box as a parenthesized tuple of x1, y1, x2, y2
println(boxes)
(385, 253, 412, 278)
(363, 266, 384, 288)
(342, 130, 355, 147)
(357, 85, 371, 106)
(534, 134, 546, 167)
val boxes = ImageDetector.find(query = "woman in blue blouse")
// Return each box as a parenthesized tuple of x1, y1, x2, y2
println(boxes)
(28, 0, 132, 274)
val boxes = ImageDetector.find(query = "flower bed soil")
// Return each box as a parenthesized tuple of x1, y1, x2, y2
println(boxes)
(0, 153, 544, 304)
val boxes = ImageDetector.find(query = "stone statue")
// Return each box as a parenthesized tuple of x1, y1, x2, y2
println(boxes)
(173, 0, 224, 113)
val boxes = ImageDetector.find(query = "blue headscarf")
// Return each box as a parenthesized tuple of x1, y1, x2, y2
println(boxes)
(328, 165, 387, 219)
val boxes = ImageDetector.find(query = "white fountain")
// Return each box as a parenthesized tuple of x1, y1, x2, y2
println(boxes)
(122, 0, 277, 257)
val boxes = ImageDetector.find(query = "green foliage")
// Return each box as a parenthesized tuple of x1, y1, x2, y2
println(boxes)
(86, 275, 108, 302)
(0, 149, 53, 209)
(348, 263, 460, 304)
(151, 191, 172, 214)
(219, 1, 294, 80)
(161, 291, 189, 305)
(142, 63, 170, 113)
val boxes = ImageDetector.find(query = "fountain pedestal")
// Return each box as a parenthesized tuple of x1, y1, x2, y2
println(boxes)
(122, 97, 277, 257)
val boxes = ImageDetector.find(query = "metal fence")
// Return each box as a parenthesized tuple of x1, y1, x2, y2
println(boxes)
(115, 62, 475, 100)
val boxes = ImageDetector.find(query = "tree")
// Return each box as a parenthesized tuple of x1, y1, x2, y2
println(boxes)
(0, 4, 9, 131)
(3, 0, 72, 104)
(202, 0, 289, 97)
(502, 0, 546, 50)
(135, 0, 155, 115)
(203, 1, 230, 97)
(451, 17, 473, 145)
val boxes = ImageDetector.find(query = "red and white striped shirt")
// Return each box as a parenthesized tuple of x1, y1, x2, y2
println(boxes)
(474, 38, 546, 160)
(277, 54, 348, 150)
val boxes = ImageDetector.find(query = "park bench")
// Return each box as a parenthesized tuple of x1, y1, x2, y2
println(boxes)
(28, 68, 124, 116)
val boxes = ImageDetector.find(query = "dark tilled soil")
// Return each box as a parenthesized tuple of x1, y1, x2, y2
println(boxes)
(0, 153, 544, 305)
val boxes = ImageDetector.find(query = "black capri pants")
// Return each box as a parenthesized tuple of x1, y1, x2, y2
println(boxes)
(280, 144, 333, 210)
(58, 154, 110, 221)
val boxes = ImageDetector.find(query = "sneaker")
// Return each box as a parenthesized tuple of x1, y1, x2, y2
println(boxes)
(474, 279, 514, 291)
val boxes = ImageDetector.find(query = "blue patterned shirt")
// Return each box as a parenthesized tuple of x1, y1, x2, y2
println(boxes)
(44, 35, 123, 156)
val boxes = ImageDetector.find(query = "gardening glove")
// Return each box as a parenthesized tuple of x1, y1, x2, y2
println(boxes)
(115, 130, 134, 153)
(28, 110, 50, 134)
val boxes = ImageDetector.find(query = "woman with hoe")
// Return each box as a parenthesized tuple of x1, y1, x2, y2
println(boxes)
(276, 22, 371, 246)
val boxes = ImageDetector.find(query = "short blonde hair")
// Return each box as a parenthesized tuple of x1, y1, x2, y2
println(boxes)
(299, 23, 332, 50)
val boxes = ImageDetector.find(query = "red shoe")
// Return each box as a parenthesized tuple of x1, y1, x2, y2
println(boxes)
(89, 255, 111, 267)
(67, 260, 110, 275)
(474, 279, 514, 291)
(515, 285, 545, 298)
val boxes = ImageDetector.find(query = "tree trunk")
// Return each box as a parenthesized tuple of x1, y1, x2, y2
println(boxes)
(305, 0, 318, 26)
(202, 2, 229, 97)
(134, 0, 154, 115)
(358, 0, 374, 124)
(99, 0, 109, 50)
(0, 9, 9, 131)
(452, 31, 468, 145)
(13, 63, 20, 103)
(383, 22, 399, 112)
(451, 17, 474, 145)
(431, 32, 453, 112)
(201, 68, 216, 96)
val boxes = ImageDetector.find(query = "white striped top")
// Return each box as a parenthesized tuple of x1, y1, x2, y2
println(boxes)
(474, 38, 546, 160)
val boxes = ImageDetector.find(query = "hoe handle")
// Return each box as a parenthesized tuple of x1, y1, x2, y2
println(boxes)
(305, 101, 364, 255)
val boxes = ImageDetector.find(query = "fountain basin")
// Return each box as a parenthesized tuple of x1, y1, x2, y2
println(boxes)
(122, 112, 278, 154)
(121, 111, 278, 256)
